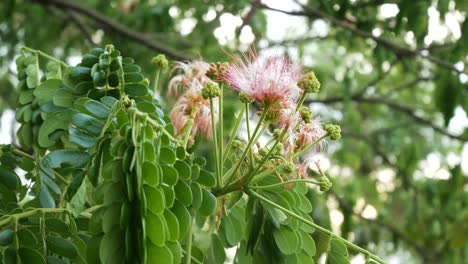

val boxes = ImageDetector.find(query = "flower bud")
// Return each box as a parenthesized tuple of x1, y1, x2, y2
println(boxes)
(324, 124, 341, 141)
(298, 71, 320, 93)
(299, 106, 313, 123)
(201, 82, 221, 99)
(319, 176, 332, 192)
(283, 162, 295, 173)
(207, 62, 229, 83)
(239, 93, 254, 104)
(151, 54, 169, 70)
(273, 129, 282, 139)
(232, 140, 243, 149)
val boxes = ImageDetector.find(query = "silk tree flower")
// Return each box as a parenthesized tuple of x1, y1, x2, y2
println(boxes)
(170, 88, 219, 144)
(224, 51, 303, 108)
(285, 117, 327, 157)
(168, 60, 218, 145)
(168, 60, 211, 97)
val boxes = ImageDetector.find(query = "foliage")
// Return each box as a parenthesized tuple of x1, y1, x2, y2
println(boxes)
(0, 0, 467, 263)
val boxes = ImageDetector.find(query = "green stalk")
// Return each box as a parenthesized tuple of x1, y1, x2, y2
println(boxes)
(185, 212, 196, 264)
(210, 98, 221, 188)
(153, 69, 160, 95)
(246, 189, 385, 264)
(222, 107, 270, 190)
(222, 107, 246, 164)
(0, 208, 90, 227)
(245, 103, 255, 167)
(219, 87, 224, 184)
(295, 92, 308, 112)
(21, 47, 69, 68)
(250, 179, 320, 190)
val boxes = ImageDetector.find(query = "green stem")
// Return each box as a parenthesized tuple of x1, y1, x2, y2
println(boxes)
(133, 108, 182, 144)
(245, 103, 254, 167)
(185, 212, 195, 264)
(295, 92, 308, 112)
(246, 189, 385, 264)
(21, 47, 69, 68)
(10, 147, 34, 160)
(181, 249, 202, 264)
(219, 87, 224, 182)
(0, 208, 90, 227)
(222, 107, 270, 190)
(153, 70, 160, 95)
(248, 163, 288, 185)
(210, 98, 221, 189)
(222, 107, 246, 164)
(250, 179, 320, 190)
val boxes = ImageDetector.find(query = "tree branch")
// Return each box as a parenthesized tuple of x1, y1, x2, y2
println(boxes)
(307, 96, 467, 141)
(34, 0, 191, 61)
(64, 9, 97, 46)
(260, 3, 467, 75)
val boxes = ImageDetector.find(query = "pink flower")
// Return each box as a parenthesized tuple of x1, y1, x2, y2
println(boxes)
(168, 61, 211, 97)
(225, 50, 302, 108)
(285, 117, 327, 156)
(168, 60, 218, 145)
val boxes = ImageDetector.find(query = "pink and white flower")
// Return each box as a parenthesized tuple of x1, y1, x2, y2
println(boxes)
(168, 60, 218, 145)
(285, 117, 327, 157)
(224, 50, 302, 108)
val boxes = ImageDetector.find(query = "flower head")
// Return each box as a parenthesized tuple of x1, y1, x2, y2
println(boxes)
(168, 60, 211, 97)
(224, 50, 302, 108)
(285, 117, 327, 157)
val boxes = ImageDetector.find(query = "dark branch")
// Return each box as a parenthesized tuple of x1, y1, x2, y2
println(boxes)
(238, 0, 261, 35)
(64, 9, 97, 46)
(307, 96, 467, 141)
(260, 3, 467, 75)
(34, 0, 191, 60)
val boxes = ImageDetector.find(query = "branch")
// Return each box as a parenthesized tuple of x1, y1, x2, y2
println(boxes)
(330, 192, 428, 259)
(34, 0, 191, 61)
(64, 9, 97, 46)
(238, 0, 261, 35)
(260, 3, 467, 75)
(307, 96, 467, 141)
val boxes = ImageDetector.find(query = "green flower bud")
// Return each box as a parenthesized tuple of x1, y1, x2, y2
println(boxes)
(324, 124, 341, 141)
(273, 129, 282, 139)
(273, 143, 284, 155)
(299, 106, 313, 123)
(232, 140, 243, 149)
(258, 147, 269, 156)
(319, 176, 332, 192)
(207, 62, 229, 82)
(151, 54, 169, 69)
(239, 93, 253, 104)
(201, 82, 221, 99)
(298, 71, 320, 93)
(283, 162, 295, 173)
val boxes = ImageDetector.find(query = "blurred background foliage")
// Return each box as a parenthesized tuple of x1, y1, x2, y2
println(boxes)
(0, 0, 467, 263)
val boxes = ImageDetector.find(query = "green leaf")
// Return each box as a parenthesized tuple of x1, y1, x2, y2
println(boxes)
(42, 150, 89, 168)
(34, 79, 61, 105)
(146, 212, 166, 246)
(53, 88, 73, 107)
(19, 247, 46, 264)
(143, 162, 159, 186)
(46, 218, 70, 235)
(86, 236, 102, 264)
(144, 185, 166, 215)
(124, 73, 144, 83)
(72, 113, 104, 136)
(160, 147, 176, 164)
(46, 236, 78, 259)
(326, 251, 350, 264)
(39, 184, 55, 208)
(69, 127, 97, 149)
(38, 109, 76, 148)
(162, 185, 175, 208)
(170, 201, 191, 241)
(0, 166, 20, 190)
(164, 210, 180, 241)
(174, 180, 192, 207)
(199, 189, 216, 217)
(100, 230, 124, 264)
(3, 247, 17, 264)
(147, 243, 173, 264)
(17, 228, 38, 247)
(0, 228, 14, 246)
(196, 169, 215, 188)
(273, 226, 299, 255)
(124, 83, 148, 96)
(190, 182, 203, 210)
(174, 160, 191, 180)
(330, 238, 348, 256)
(161, 164, 178, 186)
(84, 100, 111, 119)
(301, 232, 316, 257)
(166, 241, 182, 264)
